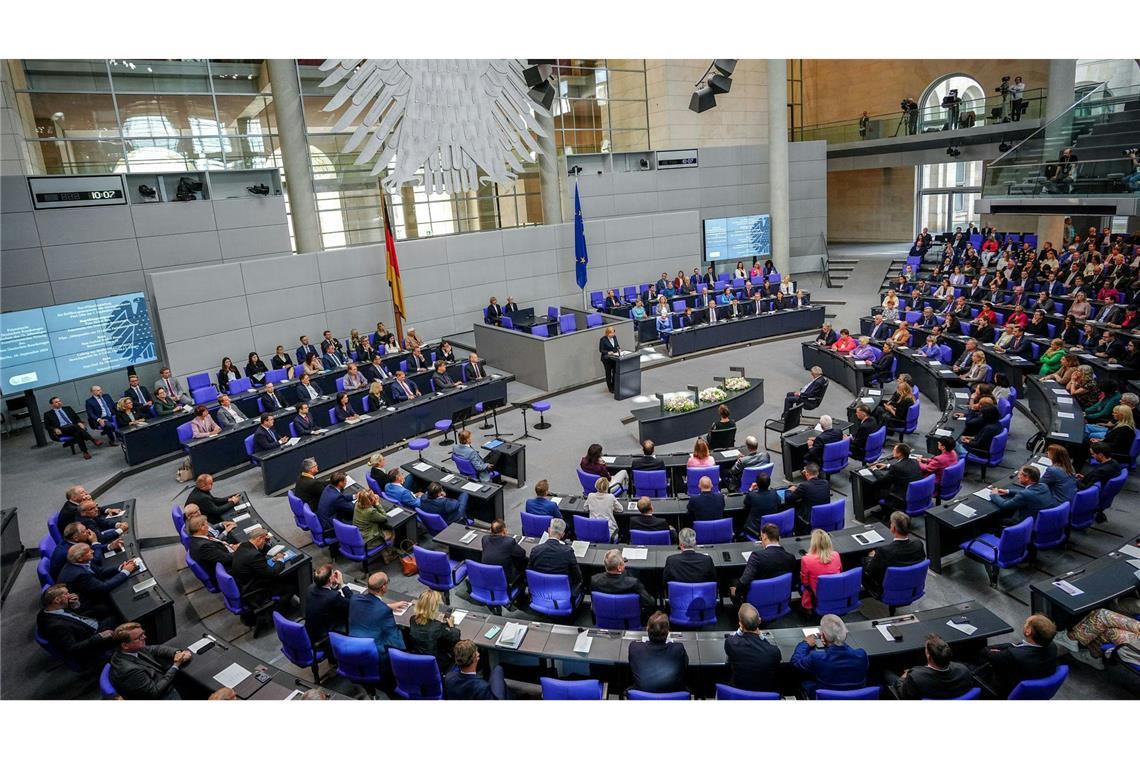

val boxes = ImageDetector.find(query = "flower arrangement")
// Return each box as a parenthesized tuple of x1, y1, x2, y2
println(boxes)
(699, 387, 727, 404)
(663, 395, 697, 413)
(722, 377, 751, 392)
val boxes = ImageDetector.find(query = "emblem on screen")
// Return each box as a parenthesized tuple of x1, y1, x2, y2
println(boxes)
(751, 216, 771, 253)
(106, 296, 157, 363)
(9, 371, 39, 386)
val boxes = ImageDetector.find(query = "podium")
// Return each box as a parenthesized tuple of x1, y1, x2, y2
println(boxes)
(613, 351, 642, 401)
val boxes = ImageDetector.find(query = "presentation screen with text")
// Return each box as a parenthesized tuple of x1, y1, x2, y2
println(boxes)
(703, 214, 771, 263)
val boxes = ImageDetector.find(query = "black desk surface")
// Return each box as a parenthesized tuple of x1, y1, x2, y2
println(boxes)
(1029, 534, 1140, 624)
(106, 499, 176, 640)
(664, 306, 824, 357)
(631, 378, 765, 447)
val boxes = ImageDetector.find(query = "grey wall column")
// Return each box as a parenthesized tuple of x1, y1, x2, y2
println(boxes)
(536, 109, 562, 225)
(1045, 59, 1077, 124)
(767, 59, 791, 274)
(267, 59, 323, 254)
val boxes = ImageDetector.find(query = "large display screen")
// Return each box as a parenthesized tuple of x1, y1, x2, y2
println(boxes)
(0, 293, 158, 396)
(703, 214, 771, 262)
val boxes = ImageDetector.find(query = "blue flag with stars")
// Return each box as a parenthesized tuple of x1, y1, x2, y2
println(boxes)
(574, 181, 588, 290)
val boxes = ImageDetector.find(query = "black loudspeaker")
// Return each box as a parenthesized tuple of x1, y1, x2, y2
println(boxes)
(708, 73, 733, 94)
(689, 87, 716, 114)
(713, 59, 737, 77)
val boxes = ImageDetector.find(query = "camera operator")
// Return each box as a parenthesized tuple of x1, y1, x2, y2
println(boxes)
(1124, 148, 1140, 192)
(901, 98, 919, 135)
(859, 111, 870, 140)
(1009, 76, 1026, 121)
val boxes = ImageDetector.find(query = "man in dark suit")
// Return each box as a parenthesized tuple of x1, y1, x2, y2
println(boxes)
(871, 443, 924, 512)
(185, 473, 241, 522)
(57, 543, 136, 619)
(481, 520, 527, 588)
(868, 315, 891, 343)
(294, 458, 326, 510)
(123, 375, 153, 411)
(259, 383, 287, 412)
(50, 522, 120, 580)
(444, 640, 506, 699)
(320, 344, 346, 370)
(389, 371, 420, 402)
(629, 497, 674, 540)
(420, 481, 469, 525)
(36, 583, 115, 670)
(894, 634, 975, 699)
(631, 439, 664, 470)
(724, 603, 782, 692)
(294, 374, 323, 404)
(590, 549, 656, 614)
(741, 475, 783, 538)
(430, 360, 457, 390)
(862, 511, 927, 595)
(655, 273, 670, 293)
(791, 614, 869, 696)
(348, 572, 409, 661)
(598, 326, 621, 393)
(1077, 442, 1123, 492)
(254, 413, 287, 453)
(784, 366, 827, 413)
(662, 528, 716, 585)
(785, 463, 833, 536)
(407, 347, 431, 372)
(43, 396, 101, 458)
(305, 563, 354, 646)
(848, 404, 880, 461)
(527, 518, 583, 595)
(976, 614, 1060, 697)
(628, 611, 688, 694)
(186, 515, 236, 586)
(296, 335, 319, 364)
(362, 355, 392, 382)
(870, 341, 896, 385)
(230, 528, 294, 612)
(316, 471, 354, 535)
(731, 522, 797, 606)
(320, 330, 343, 356)
(74, 499, 126, 543)
(688, 477, 725, 521)
(108, 621, 192, 699)
(803, 415, 843, 466)
(463, 352, 485, 381)
(85, 384, 120, 443)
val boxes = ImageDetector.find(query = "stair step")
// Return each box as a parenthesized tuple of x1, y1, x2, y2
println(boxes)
(829, 259, 859, 265)
(829, 265, 856, 271)
(811, 299, 847, 305)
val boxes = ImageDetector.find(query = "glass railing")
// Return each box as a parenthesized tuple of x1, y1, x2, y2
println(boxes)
(793, 88, 1047, 144)
(982, 83, 1140, 198)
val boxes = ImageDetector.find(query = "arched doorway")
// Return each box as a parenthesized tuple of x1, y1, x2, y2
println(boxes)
(919, 74, 987, 132)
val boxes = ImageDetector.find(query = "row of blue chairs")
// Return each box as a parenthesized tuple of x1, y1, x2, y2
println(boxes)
(588, 272, 785, 309)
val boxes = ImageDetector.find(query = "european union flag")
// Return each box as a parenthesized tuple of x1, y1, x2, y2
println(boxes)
(574, 182, 588, 290)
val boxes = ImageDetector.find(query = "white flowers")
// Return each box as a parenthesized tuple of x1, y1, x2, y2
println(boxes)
(699, 387, 728, 403)
(723, 377, 751, 391)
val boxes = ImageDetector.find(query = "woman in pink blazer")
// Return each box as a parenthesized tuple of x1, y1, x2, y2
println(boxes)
(918, 436, 959, 486)
(190, 405, 222, 438)
(800, 529, 843, 611)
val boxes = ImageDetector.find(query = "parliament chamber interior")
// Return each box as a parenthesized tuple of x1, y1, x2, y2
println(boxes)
(0, 13, 1136, 741)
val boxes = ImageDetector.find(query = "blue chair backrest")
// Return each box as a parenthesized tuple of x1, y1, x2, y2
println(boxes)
(244, 434, 257, 462)
(997, 517, 1034, 566)
(862, 426, 887, 463)
(302, 503, 335, 548)
(573, 515, 611, 543)
(265, 369, 288, 384)
(329, 633, 382, 685)
(740, 462, 775, 492)
(939, 345, 953, 363)
(586, 313, 603, 328)
(365, 474, 382, 496)
(986, 430, 1009, 464)
(622, 287, 637, 301)
(629, 529, 672, 545)
(100, 663, 118, 699)
(686, 466, 720, 495)
(215, 564, 245, 615)
(520, 510, 551, 538)
(716, 684, 780, 700)
(414, 507, 450, 535)
(177, 422, 194, 445)
(822, 439, 851, 474)
(1008, 665, 1068, 700)
(465, 560, 513, 607)
(531, 324, 549, 338)
(628, 689, 690, 700)
(576, 468, 599, 496)
(592, 592, 642, 629)
(1128, 429, 1140, 469)
(170, 504, 185, 534)
(335, 377, 346, 393)
(879, 559, 930, 608)
(228, 377, 253, 395)
(559, 314, 577, 333)
(767, 508, 794, 537)
(939, 459, 966, 501)
(745, 572, 793, 622)
(185, 551, 218, 593)
(500, 316, 514, 330)
(1098, 469, 1128, 511)
(930, 686, 982, 700)
(905, 311, 921, 324)
(814, 567, 863, 616)
(327, 408, 339, 426)
(541, 677, 604, 700)
(192, 385, 219, 404)
(332, 519, 369, 561)
(672, 300, 686, 313)
(905, 474, 936, 516)
(811, 499, 845, 531)
(1068, 484, 1101, 530)
(666, 581, 718, 627)
(412, 545, 456, 589)
(525, 570, 576, 614)
(902, 399, 921, 433)
(37, 556, 53, 587)
(453, 455, 479, 480)
(632, 469, 668, 497)
(273, 611, 317, 669)
(38, 533, 56, 558)
(1032, 502, 1070, 550)
(187, 372, 211, 390)
(694, 518, 733, 544)
(589, 291, 604, 307)
(817, 686, 880, 700)
(389, 649, 443, 699)
(548, 305, 561, 320)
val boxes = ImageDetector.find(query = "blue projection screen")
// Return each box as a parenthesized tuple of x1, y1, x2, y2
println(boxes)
(703, 214, 772, 263)
(1, 292, 158, 396)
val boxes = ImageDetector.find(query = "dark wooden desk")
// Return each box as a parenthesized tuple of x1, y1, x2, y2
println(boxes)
(780, 420, 854, 477)
(1029, 534, 1140, 629)
(400, 460, 505, 524)
(107, 499, 177, 644)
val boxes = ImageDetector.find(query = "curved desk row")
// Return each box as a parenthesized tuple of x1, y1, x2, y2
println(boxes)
(107, 499, 177, 645)
(1023, 376, 1087, 452)
(800, 342, 867, 396)
(1029, 533, 1140, 629)
(630, 378, 765, 446)
(662, 305, 825, 357)
(398, 459, 506, 525)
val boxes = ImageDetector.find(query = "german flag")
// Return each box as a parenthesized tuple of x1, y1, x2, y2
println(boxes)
(382, 196, 406, 324)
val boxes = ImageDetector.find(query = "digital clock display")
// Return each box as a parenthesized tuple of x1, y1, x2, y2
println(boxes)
(34, 190, 125, 203)
(28, 175, 129, 209)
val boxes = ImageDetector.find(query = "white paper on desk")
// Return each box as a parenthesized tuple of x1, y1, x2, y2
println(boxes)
(346, 583, 367, 594)
(233, 502, 250, 511)
(858, 468, 873, 477)
(394, 604, 411, 616)
(461, 482, 483, 493)
(411, 462, 432, 472)
(132, 577, 157, 593)
(935, 428, 953, 436)
(357, 414, 372, 420)
(345, 475, 357, 488)
(1050, 388, 1066, 395)
(550, 496, 562, 505)
(243, 524, 263, 534)
(344, 417, 361, 424)
(268, 544, 286, 556)
(499, 621, 526, 647)
(626, 501, 638, 512)
(460, 530, 478, 545)
(285, 689, 304, 701)
(1053, 579, 1084, 596)
(451, 609, 467, 625)
(813, 423, 824, 432)
(1057, 412, 1075, 419)
(947, 620, 978, 635)
(953, 504, 977, 518)
(1127, 559, 1140, 571)
(869, 389, 882, 396)
(132, 559, 147, 574)
(601, 456, 616, 464)
(1052, 431, 1070, 438)
(1118, 543, 1140, 559)
(214, 663, 252, 689)
(860, 397, 874, 403)
(386, 407, 396, 413)
(622, 547, 648, 560)
(1057, 397, 1073, 405)
(1037, 457, 1052, 466)
(955, 392, 969, 399)
(855, 529, 885, 545)
(572, 540, 590, 558)
(538, 533, 551, 544)
(574, 630, 593, 654)
(1031, 463, 1047, 474)
(103, 548, 120, 559)
(285, 437, 301, 446)
(385, 507, 404, 518)
(877, 624, 897, 642)
(187, 637, 213, 654)
(974, 488, 993, 501)
(721, 449, 741, 458)
(233, 513, 251, 523)
(802, 627, 820, 638)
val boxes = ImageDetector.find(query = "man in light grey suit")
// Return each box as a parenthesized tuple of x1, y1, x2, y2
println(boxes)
(215, 395, 249, 428)
(729, 435, 771, 490)
(153, 367, 189, 405)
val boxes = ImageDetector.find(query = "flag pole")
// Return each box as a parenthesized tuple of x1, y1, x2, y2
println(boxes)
(381, 193, 405, 346)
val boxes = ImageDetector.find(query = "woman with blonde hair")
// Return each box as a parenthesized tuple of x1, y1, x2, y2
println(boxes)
(368, 453, 388, 491)
(1069, 291, 1092, 320)
(408, 589, 460, 672)
(1037, 339, 1067, 376)
(585, 477, 620, 540)
(890, 322, 911, 346)
(352, 488, 391, 548)
(880, 289, 900, 321)
(1041, 444, 1078, 504)
(961, 350, 990, 386)
(1066, 365, 1099, 407)
(779, 274, 795, 295)
(1090, 405, 1136, 461)
(883, 379, 915, 428)
(687, 437, 715, 467)
(365, 380, 385, 413)
(800, 529, 842, 611)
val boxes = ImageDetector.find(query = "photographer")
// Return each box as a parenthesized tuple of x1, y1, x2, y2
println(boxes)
(859, 111, 870, 140)
(1123, 148, 1140, 192)
(1009, 76, 1026, 121)
(901, 98, 919, 135)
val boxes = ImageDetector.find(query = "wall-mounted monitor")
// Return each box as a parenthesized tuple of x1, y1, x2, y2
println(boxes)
(703, 214, 771, 263)
(1, 292, 158, 396)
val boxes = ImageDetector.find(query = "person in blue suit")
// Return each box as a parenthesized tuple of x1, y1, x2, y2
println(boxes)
(85, 384, 120, 443)
(383, 469, 422, 510)
(57, 543, 137, 619)
(451, 429, 497, 482)
(991, 465, 1054, 523)
(791, 614, 869, 696)
(316, 471, 354, 535)
(443, 639, 506, 699)
(389, 371, 421, 402)
(296, 335, 319, 365)
(253, 413, 287, 453)
(525, 480, 562, 519)
(50, 522, 119, 581)
(419, 482, 469, 525)
(687, 476, 725, 520)
(347, 572, 409, 661)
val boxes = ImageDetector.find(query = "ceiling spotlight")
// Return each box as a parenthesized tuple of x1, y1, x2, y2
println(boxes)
(523, 63, 553, 88)
(689, 86, 717, 114)
(689, 59, 736, 113)
(708, 73, 733, 95)
(524, 60, 557, 111)
(998, 140, 1012, 153)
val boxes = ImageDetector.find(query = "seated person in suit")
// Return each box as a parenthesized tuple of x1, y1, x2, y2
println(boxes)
(729, 435, 770, 490)
(50, 521, 120, 580)
(216, 358, 242, 395)
(527, 518, 583, 595)
(803, 414, 843, 466)
(869, 340, 897, 385)
(355, 337, 376, 364)
(444, 639, 507, 700)
(452, 429, 498, 483)
(881, 379, 915, 430)
(731, 521, 796, 607)
(420, 481, 469, 525)
(688, 476, 725, 521)
(976, 614, 1060, 698)
(631, 439, 664, 471)
(355, 381, 384, 413)
(259, 382, 287, 412)
(662, 528, 716, 585)
(585, 477, 621, 541)
(590, 549, 656, 614)
(431, 360, 457, 390)
(862, 511, 927, 594)
(481, 520, 527, 588)
(294, 458, 326, 510)
(815, 322, 839, 346)
(294, 373, 323, 404)
(109, 621, 192, 700)
(37, 583, 116, 670)
(292, 402, 320, 437)
(245, 352, 269, 386)
(185, 473, 241, 522)
(463, 352, 486, 381)
(214, 394, 248, 428)
(389, 370, 421, 402)
(383, 468, 423, 510)
(437, 341, 457, 363)
(628, 611, 688, 694)
(123, 374, 154, 411)
(230, 528, 296, 614)
(57, 543, 136, 619)
(724, 603, 782, 693)
(740, 474, 784, 540)
(153, 388, 181, 416)
(1076, 442, 1123, 492)
(305, 564, 354, 646)
(791, 614, 869, 696)
(629, 497, 674, 541)
(990, 465, 1053, 523)
(154, 367, 190, 405)
(43, 396, 101, 458)
(271, 345, 295, 372)
(524, 479, 562, 518)
(486, 297, 503, 325)
(353, 488, 392, 548)
(348, 571, 410, 661)
(316, 471, 354, 534)
(408, 590, 462, 674)
(604, 289, 622, 308)
(320, 330, 343, 356)
(85, 385, 120, 444)
(321, 344, 346, 370)
(848, 404, 880, 461)
(893, 633, 975, 700)
(296, 335, 319, 364)
(870, 442, 923, 512)
(253, 413, 288, 453)
(408, 347, 431, 372)
(341, 363, 366, 391)
(362, 355, 392, 383)
(785, 463, 833, 536)
(332, 392, 359, 424)
(114, 397, 149, 430)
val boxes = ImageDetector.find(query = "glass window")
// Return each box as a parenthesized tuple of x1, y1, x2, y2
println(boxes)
(32, 139, 124, 175)
(21, 60, 111, 91)
(110, 59, 211, 93)
(27, 92, 119, 139)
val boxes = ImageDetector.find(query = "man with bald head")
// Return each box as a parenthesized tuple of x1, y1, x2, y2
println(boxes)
(687, 476, 725, 520)
(50, 520, 123, 579)
(57, 543, 137, 618)
(184, 473, 241, 522)
(77, 499, 128, 543)
(230, 527, 293, 617)
(348, 571, 409, 661)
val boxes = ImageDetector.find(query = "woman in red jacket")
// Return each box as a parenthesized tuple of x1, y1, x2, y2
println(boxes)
(800, 529, 843, 611)
(918, 436, 959, 487)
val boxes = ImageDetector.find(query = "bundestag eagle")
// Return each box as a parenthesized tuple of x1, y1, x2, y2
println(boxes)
(319, 59, 551, 195)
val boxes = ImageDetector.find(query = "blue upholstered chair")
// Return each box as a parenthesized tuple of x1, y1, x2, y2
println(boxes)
(333, 519, 386, 573)
(666, 581, 718, 628)
(328, 633, 385, 698)
(629, 529, 672, 545)
(1067, 485, 1101, 531)
(464, 560, 521, 614)
(301, 503, 338, 551)
(541, 677, 604, 700)
(1008, 665, 1068, 700)
(412, 546, 466, 603)
(389, 650, 443, 700)
(99, 663, 118, 699)
(817, 686, 880, 700)
(686, 465, 721, 495)
(414, 508, 450, 536)
(821, 438, 851, 478)
(628, 689, 689, 700)
(1097, 469, 1128, 512)
(573, 515, 612, 543)
(959, 516, 1033, 588)
(185, 551, 219, 593)
(592, 592, 642, 629)
(525, 570, 583, 618)
(744, 572, 793, 622)
(965, 429, 1008, 478)
(694, 518, 733, 544)
(766, 508, 795, 537)
(1032, 502, 1070, 551)
(810, 499, 845, 532)
(273, 611, 326, 682)
(632, 469, 668, 497)
(902, 474, 936, 516)
(937, 459, 966, 504)
(877, 559, 930, 614)
(170, 503, 186, 534)
(739, 462, 775, 493)
(814, 567, 863, 616)
(716, 684, 780, 700)
(520, 510, 551, 538)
